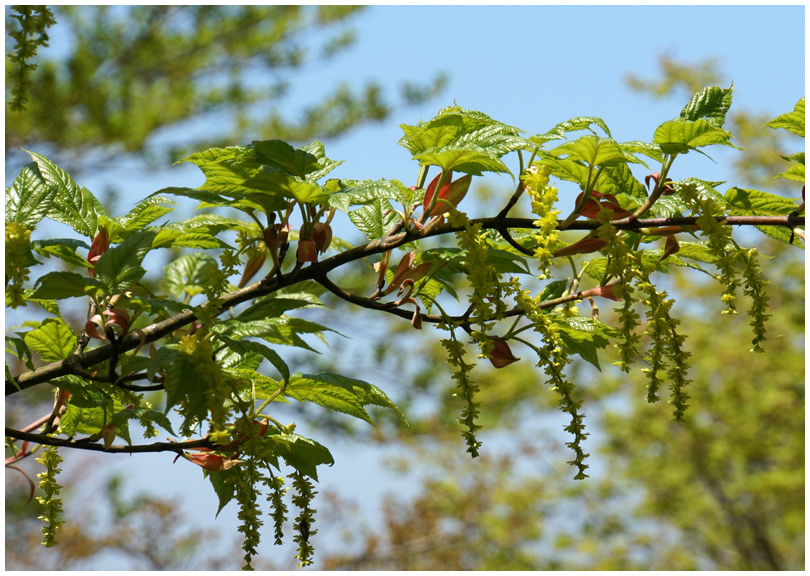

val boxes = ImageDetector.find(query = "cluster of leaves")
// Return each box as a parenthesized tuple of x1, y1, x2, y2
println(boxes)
(5, 86, 804, 568)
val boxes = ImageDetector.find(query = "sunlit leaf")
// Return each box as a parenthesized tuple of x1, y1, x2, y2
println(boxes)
(24, 149, 108, 237)
(30, 271, 105, 300)
(680, 84, 733, 127)
(24, 318, 77, 362)
(765, 97, 805, 136)
(653, 118, 733, 154)
(93, 229, 158, 293)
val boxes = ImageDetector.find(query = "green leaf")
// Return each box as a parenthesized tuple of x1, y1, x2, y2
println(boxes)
(751, 223, 805, 248)
(671, 241, 719, 264)
(415, 276, 447, 313)
(653, 118, 733, 154)
(555, 317, 612, 371)
(93, 229, 158, 293)
(619, 140, 665, 165)
(482, 248, 531, 275)
(147, 344, 181, 381)
(211, 316, 337, 353)
(24, 149, 108, 237)
(112, 407, 177, 437)
(399, 115, 474, 155)
(550, 135, 628, 168)
(60, 399, 130, 442)
(165, 252, 220, 298)
(235, 296, 319, 323)
(153, 186, 232, 208)
(299, 140, 344, 181)
(208, 466, 241, 517)
(583, 257, 607, 282)
(348, 199, 399, 241)
(285, 372, 405, 428)
(23, 318, 77, 362)
(653, 178, 727, 218)
(252, 139, 343, 181)
(725, 188, 803, 246)
(775, 162, 804, 183)
(5, 161, 56, 227)
(540, 280, 568, 301)
(166, 232, 232, 250)
(117, 196, 177, 230)
(6, 336, 34, 370)
(595, 163, 648, 200)
(327, 179, 411, 213)
(263, 432, 334, 481)
(414, 145, 510, 176)
(117, 354, 152, 377)
(182, 146, 289, 209)
(680, 85, 733, 127)
(26, 297, 62, 317)
(51, 376, 113, 409)
(30, 271, 105, 300)
(454, 125, 532, 156)
(765, 97, 805, 137)
(724, 187, 799, 215)
(127, 296, 191, 318)
(217, 337, 290, 384)
(31, 238, 92, 269)
(149, 346, 209, 428)
(400, 107, 525, 176)
(243, 168, 328, 204)
(544, 116, 613, 138)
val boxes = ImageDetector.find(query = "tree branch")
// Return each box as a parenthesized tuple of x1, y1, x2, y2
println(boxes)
(5, 427, 214, 455)
(7, 214, 803, 397)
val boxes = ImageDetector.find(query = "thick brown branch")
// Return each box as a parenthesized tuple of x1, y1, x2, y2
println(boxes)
(7, 214, 802, 397)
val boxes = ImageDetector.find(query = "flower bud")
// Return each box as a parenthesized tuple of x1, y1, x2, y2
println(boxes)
(312, 222, 333, 253)
(489, 340, 520, 369)
(263, 223, 291, 252)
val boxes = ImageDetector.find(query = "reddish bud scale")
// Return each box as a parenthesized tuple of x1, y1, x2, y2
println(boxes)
(312, 222, 333, 253)
(574, 190, 634, 220)
(184, 452, 243, 471)
(553, 237, 608, 257)
(87, 227, 110, 278)
(645, 172, 675, 196)
(580, 284, 622, 301)
(239, 248, 267, 288)
(423, 171, 473, 217)
(383, 251, 431, 295)
(297, 239, 318, 262)
(490, 340, 520, 369)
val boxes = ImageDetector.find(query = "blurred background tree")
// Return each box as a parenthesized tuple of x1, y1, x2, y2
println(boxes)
(5, 5, 446, 174)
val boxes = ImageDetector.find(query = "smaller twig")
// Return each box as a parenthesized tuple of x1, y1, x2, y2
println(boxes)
(497, 226, 535, 256)
(5, 427, 215, 455)
(496, 180, 527, 219)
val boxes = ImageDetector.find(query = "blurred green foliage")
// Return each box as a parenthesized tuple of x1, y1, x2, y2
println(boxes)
(5, 6, 446, 169)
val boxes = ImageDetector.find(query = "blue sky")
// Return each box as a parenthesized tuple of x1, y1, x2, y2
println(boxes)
(5, 4, 805, 570)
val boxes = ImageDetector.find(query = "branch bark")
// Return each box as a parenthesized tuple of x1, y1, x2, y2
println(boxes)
(6, 214, 803, 397)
